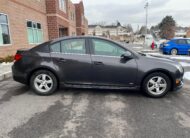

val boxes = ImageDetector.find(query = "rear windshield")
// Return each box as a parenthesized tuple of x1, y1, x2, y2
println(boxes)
(31, 41, 52, 53)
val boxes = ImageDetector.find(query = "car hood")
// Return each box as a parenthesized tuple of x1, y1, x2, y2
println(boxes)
(144, 54, 180, 65)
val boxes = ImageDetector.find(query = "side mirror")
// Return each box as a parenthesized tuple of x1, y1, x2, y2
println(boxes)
(121, 51, 133, 60)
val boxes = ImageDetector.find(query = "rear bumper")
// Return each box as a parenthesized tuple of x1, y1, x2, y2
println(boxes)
(12, 65, 28, 84)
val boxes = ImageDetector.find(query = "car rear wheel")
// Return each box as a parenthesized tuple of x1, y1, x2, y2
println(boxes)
(171, 49, 178, 55)
(142, 72, 171, 98)
(30, 70, 57, 96)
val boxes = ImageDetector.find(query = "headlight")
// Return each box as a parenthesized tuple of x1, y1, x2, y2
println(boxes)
(164, 44, 170, 47)
(176, 65, 183, 73)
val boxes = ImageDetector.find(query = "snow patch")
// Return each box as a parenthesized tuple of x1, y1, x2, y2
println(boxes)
(184, 72, 190, 81)
(170, 56, 190, 60)
(180, 62, 190, 67)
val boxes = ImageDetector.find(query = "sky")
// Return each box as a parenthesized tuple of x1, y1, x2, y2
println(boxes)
(71, 0, 190, 30)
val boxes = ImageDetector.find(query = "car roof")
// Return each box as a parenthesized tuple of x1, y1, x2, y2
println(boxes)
(51, 36, 112, 43)
(172, 38, 190, 40)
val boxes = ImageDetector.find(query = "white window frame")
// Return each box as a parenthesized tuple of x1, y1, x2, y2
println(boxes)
(59, 0, 66, 12)
(26, 20, 43, 45)
(0, 13, 12, 47)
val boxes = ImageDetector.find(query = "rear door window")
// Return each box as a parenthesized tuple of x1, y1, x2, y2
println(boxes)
(61, 39, 86, 54)
(186, 39, 190, 45)
(176, 39, 187, 45)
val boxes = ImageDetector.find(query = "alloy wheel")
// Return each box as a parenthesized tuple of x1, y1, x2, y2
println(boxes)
(147, 76, 167, 95)
(171, 49, 177, 55)
(34, 74, 53, 93)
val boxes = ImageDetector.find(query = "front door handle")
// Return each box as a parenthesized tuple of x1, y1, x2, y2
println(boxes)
(94, 61, 103, 65)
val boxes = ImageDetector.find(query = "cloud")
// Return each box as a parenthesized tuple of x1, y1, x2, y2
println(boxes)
(71, 0, 190, 28)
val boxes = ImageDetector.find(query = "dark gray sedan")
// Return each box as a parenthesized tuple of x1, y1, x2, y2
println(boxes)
(12, 36, 184, 98)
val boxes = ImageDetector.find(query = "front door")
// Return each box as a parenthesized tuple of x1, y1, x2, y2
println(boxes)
(89, 38, 138, 87)
(50, 38, 92, 84)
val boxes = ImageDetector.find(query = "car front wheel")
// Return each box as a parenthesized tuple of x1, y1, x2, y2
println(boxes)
(171, 49, 178, 55)
(142, 72, 171, 98)
(30, 70, 58, 96)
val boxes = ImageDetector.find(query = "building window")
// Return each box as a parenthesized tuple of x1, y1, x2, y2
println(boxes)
(27, 21, 43, 44)
(81, 15, 84, 25)
(59, 0, 66, 12)
(0, 13, 11, 45)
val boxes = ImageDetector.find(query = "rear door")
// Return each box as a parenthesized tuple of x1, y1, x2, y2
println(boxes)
(50, 38, 92, 85)
(186, 39, 190, 54)
(176, 39, 188, 54)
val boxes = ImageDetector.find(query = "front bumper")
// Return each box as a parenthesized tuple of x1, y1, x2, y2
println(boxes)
(173, 80, 184, 91)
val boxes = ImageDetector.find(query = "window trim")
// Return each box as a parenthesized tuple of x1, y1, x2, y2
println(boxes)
(0, 13, 12, 47)
(26, 19, 43, 45)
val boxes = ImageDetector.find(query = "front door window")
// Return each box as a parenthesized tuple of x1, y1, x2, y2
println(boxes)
(92, 39, 126, 57)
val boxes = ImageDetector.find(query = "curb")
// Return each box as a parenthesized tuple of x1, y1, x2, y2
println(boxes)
(0, 72, 12, 81)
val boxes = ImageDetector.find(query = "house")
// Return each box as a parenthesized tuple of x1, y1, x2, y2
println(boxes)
(0, 0, 88, 57)
(88, 23, 132, 41)
(186, 29, 190, 38)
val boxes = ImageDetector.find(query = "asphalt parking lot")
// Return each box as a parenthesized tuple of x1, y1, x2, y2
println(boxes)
(1, 48, 190, 138)
(0, 66, 190, 138)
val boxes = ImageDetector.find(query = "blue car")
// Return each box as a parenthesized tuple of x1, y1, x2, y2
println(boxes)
(160, 38, 190, 55)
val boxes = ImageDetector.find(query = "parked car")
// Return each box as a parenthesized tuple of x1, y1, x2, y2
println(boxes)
(12, 36, 184, 98)
(160, 38, 190, 55)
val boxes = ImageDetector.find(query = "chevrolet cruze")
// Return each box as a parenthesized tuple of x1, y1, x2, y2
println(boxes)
(12, 36, 184, 98)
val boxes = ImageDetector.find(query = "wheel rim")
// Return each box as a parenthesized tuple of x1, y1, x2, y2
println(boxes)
(171, 49, 177, 55)
(34, 74, 53, 93)
(147, 76, 167, 95)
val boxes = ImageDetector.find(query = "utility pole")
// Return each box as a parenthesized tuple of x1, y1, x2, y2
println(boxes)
(144, 1, 149, 47)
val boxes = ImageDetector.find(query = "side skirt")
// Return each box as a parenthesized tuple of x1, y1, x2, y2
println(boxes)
(60, 83, 140, 90)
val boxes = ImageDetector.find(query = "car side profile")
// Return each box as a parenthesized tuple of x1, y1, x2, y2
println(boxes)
(160, 38, 190, 55)
(12, 36, 184, 98)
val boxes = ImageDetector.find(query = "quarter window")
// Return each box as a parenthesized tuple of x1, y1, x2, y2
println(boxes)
(92, 39, 126, 57)
(27, 21, 43, 44)
(0, 14, 11, 45)
(61, 39, 86, 54)
(50, 42, 61, 53)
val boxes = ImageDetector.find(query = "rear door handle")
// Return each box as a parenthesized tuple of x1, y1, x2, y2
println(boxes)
(94, 61, 103, 65)
(59, 58, 66, 62)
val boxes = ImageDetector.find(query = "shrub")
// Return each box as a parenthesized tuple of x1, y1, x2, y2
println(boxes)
(0, 55, 14, 63)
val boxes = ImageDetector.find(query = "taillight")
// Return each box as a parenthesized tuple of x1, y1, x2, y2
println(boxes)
(14, 54, 22, 61)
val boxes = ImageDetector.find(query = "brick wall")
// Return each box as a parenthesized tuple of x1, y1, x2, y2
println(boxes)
(0, 0, 88, 57)
(75, 1, 88, 35)
(68, 0, 76, 36)
(46, 0, 70, 39)
(0, 0, 48, 57)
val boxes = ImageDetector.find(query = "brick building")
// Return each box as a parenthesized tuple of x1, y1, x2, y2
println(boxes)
(75, 1, 88, 35)
(0, 0, 88, 57)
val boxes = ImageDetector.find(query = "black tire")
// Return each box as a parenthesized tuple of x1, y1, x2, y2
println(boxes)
(30, 70, 58, 96)
(171, 49, 178, 55)
(142, 72, 171, 98)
